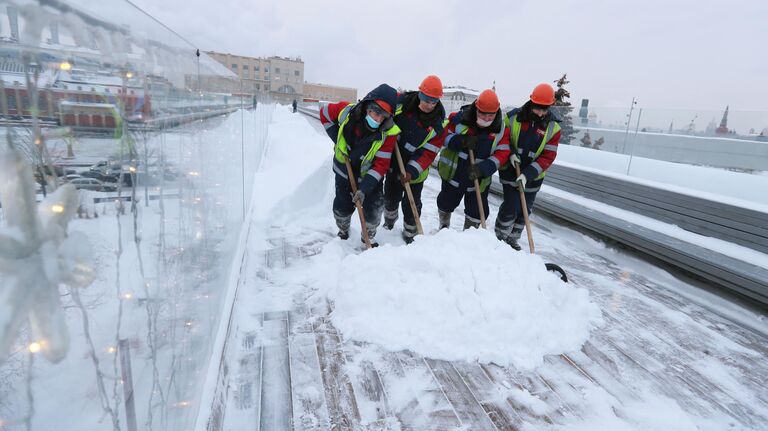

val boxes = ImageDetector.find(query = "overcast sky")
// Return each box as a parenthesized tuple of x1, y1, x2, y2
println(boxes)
(131, 0, 766, 114)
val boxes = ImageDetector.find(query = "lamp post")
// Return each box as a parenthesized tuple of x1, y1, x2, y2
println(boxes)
(621, 97, 637, 153)
(626, 108, 643, 175)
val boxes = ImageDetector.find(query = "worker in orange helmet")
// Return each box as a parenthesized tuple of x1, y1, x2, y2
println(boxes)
(495, 83, 561, 250)
(435, 89, 511, 230)
(319, 84, 401, 246)
(382, 75, 449, 243)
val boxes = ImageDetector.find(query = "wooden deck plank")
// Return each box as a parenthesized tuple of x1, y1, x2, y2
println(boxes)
(344, 343, 399, 429)
(312, 305, 361, 430)
(222, 314, 264, 429)
(222, 217, 768, 431)
(479, 364, 559, 426)
(598, 310, 765, 428)
(424, 358, 499, 430)
(451, 361, 524, 431)
(380, 352, 462, 430)
(258, 314, 293, 431)
(288, 307, 332, 431)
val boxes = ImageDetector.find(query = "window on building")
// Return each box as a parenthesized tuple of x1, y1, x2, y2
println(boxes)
(243, 65, 249, 70)
(77, 85, 82, 91)
(275, 67, 280, 73)
(231, 63, 238, 70)
(255, 65, 259, 71)
(256, 84, 260, 90)
(105, 88, 110, 93)
(294, 70, 300, 76)
(264, 67, 268, 73)
(91, 87, 96, 92)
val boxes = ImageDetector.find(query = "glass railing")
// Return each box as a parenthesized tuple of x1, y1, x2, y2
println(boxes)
(0, 1, 272, 429)
(548, 105, 768, 206)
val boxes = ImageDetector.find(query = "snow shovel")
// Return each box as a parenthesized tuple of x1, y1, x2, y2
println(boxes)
(344, 156, 372, 249)
(467, 148, 487, 229)
(393, 145, 424, 235)
(514, 161, 568, 282)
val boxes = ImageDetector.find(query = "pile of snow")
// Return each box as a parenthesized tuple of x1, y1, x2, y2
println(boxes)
(302, 228, 603, 370)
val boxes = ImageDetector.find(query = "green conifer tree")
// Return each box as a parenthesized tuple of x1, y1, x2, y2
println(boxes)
(553, 74, 575, 145)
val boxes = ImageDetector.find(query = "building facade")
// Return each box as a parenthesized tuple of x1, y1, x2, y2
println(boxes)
(303, 82, 357, 103)
(205, 51, 304, 103)
(441, 86, 480, 112)
(206, 51, 358, 104)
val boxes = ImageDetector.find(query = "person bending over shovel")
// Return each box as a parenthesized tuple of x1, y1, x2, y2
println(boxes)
(319, 84, 400, 247)
(383, 75, 449, 244)
(436, 89, 511, 230)
(495, 83, 561, 251)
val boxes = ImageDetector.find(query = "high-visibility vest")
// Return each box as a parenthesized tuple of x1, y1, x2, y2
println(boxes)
(333, 104, 401, 177)
(438, 120, 506, 192)
(505, 114, 560, 180)
(393, 104, 440, 184)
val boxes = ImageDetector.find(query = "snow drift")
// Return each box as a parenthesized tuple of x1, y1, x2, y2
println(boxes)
(298, 228, 603, 370)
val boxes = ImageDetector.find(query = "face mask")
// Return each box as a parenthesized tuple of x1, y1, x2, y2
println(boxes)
(476, 117, 493, 128)
(365, 114, 381, 128)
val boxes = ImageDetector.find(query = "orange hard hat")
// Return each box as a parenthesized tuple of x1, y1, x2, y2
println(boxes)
(373, 99, 393, 116)
(418, 75, 444, 99)
(475, 89, 500, 113)
(530, 83, 555, 106)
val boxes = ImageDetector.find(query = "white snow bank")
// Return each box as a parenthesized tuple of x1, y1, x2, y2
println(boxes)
(300, 228, 603, 370)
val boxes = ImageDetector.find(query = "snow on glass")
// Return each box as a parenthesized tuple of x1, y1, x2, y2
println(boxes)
(0, 143, 94, 363)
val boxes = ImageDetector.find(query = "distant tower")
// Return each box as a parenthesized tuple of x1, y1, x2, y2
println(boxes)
(492, 80, 496, 92)
(668, 121, 674, 134)
(716, 105, 729, 135)
(686, 115, 697, 134)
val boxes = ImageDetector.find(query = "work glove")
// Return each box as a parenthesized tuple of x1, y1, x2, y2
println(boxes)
(516, 173, 527, 189)
(511, 153, 521, 166)
(468, 164, 483, 181)
(451, 135, 477, 151)
(399, 171, 412, 185)
(461, 136, 478, 151)
(351, 190, 365, 205)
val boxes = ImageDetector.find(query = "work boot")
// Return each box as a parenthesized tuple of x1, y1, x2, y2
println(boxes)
(504, 228, 524, 251)
(383, 209, 398, 230)
(402, 222, 418, 244)
(361, 222, 379, 247)
(494, 217, 514, 241)
(504, 236, 522, 251)
(463, 217, 481, 230)
(438, 210, 452, 230)
(334, 212, 351, 240)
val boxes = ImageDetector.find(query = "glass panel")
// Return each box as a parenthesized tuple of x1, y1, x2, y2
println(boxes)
(0, 1, 268, 429)
(550, 103, 768, 203)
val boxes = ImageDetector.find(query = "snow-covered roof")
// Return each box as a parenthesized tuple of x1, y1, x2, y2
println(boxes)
(443, 86, 481, 96)
(59, 101, 117, 109)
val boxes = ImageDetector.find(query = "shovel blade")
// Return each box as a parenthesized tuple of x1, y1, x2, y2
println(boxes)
(545, 263, 568, 283)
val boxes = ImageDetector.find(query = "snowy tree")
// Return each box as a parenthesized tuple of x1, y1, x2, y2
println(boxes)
(580, 131, 592, 147)
(552, 74, 575, 145)
(593, 137, 605, 150)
